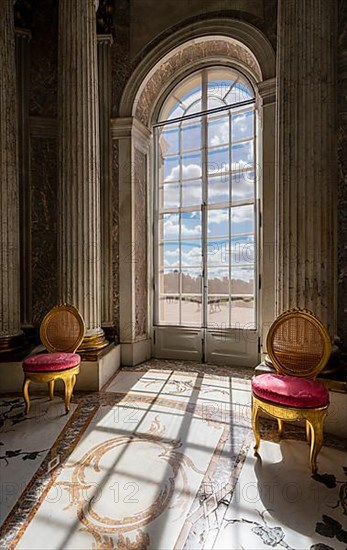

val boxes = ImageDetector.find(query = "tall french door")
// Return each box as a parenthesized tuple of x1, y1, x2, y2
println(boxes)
(152, 67, 259, 366)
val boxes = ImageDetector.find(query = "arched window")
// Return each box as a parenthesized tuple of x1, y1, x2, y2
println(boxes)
(153, 66, 257, 354)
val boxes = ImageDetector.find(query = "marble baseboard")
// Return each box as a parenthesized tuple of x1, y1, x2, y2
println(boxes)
(121, 338, 151, 366)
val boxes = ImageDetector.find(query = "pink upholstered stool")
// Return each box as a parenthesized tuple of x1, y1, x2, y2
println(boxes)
(22, 305, 85, 414)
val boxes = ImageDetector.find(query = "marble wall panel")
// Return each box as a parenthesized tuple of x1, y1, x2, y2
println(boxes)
(29, 0, 58, 117)
(134, 148, 148, 339)
(337, 115, 347, 346)
(111, 139, 120, 342)
(30, 137, 58, 326)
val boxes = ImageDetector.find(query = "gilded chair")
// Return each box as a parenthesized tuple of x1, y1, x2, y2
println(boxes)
(251, 308, 332, 473)
(22, 304, 85, 414)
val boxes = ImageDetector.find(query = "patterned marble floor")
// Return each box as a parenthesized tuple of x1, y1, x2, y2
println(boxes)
(0, 360, 346, 550)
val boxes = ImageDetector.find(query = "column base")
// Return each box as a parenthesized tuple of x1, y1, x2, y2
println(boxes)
(0, 333, 26, 355)
(77, 330, 109, 352)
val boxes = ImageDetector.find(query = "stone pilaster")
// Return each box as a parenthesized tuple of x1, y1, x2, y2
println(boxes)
(0, 0, 23, 353)
(58, 0, 107, 351)
(276, 0, 337, 336)
(97, 34, 113, 330)
(15, 28, 32, 328)
(112, 117, 151, 365)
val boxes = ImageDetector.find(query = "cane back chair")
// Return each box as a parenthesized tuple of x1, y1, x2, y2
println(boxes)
(22, 304, 85, 414)
(251, 308, 332, 473)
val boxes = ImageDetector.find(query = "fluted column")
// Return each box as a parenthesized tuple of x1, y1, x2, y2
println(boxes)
(0, 0, 24, 354)
(15, 28, 32, 328)
(97, 34, 113, 330)
(58, 0, 107, 351)
(276, 0, 337, 336)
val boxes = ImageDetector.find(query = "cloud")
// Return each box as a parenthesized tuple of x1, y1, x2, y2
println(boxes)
(165, 163, 202, 182)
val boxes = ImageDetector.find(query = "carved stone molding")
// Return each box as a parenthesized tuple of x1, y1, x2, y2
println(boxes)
(119, 19, 276, 122)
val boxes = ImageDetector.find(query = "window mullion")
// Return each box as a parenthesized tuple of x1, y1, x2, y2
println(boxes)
(201, 69, 208, 331)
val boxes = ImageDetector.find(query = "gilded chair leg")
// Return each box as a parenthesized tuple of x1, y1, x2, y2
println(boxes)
(277, 419, 284, 438)
(63, 376, 74, 414)
(308, 416, 324, 474)
(71, 373, 77, 397)
(48, 380, 55, 401)
(23, 378, 31, 415)
(252, 400, 261, 453)
(306, 421, 311, 445)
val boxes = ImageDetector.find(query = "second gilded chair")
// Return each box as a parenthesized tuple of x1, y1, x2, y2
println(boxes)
(251, 308, 332, 473)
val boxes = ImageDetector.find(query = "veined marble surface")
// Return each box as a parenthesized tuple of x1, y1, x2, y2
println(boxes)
(0, 397, 76, 526)
(0, 365, 345, 550)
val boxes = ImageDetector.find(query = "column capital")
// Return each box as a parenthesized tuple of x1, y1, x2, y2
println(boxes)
(14, 28, 32, 41)
(111, 116, 151, 151)
(97, 33, 113, 46)
(258, 77, 276, 105)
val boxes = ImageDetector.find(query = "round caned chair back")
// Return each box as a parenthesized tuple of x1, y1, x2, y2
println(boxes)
(40, 304, 85, 353)
(266, 309, 332, 378)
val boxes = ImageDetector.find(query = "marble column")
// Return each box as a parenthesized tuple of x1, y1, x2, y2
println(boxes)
(0, 0, 24, 354)
(97, 34, 113, 331)
(276, 0, 337, 336)
(15, 28, 32, 328)
(58, 0, 107, 351)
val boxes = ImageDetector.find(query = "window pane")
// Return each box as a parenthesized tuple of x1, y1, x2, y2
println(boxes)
(208, 175, 229, 204)
(207, 68, 236, 109)
(208, 268, 230, 293)
(163, 156, 179, 182)
(208, 114, 229, 147)
(181, 211, 202, 238)
(160, 183, 180, 210)
(231, 267, 254, 294)
(232, 111, 254, 141)
(181, 240, 202, 267)
(208, 147, 229, 176)
(207, 208, 229, 238)
(182, 180, 202, 208)
(231, 141, 253, 169)
(159, 296, 179, 325)
(182, 269, 202, 293)
(182, 152, 202, 180)
(159, 242, 180, 268)
(207, 238, 229, 266)
(230, 297, 255, 328)
(159, 269, 179, 294)
(230, 236, 255, 265)
(231, 205, 254, 235)
(181, 296, 202, 326)
(207, 296, 229, 327)
(159, 71, 202, 121)
(231, 171, 254, 202)
(158, 125, 179, 155)
(181, 119, 201, 151)
(161, 213, 180, 240)
(225, 80, 254, 105)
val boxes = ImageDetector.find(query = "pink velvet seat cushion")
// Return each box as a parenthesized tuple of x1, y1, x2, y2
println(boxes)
(252, 373, 329, 408)
(23, 352, 80, 373)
